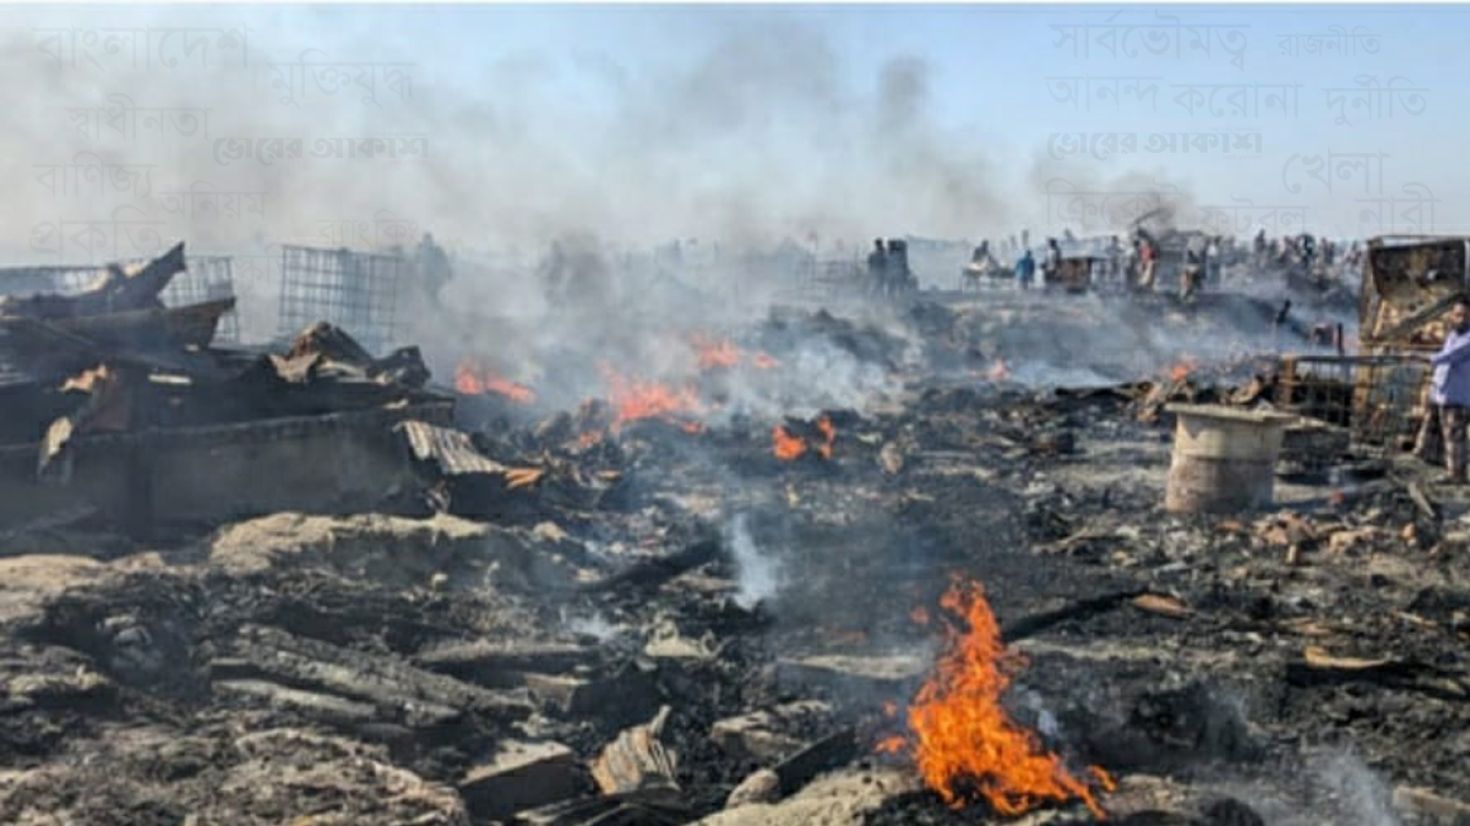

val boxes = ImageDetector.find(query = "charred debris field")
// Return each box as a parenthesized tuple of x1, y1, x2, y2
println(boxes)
(0, 257, 1466, 825)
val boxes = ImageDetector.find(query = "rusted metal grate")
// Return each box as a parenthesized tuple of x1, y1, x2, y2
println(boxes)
(1274, 354, 1429, 458)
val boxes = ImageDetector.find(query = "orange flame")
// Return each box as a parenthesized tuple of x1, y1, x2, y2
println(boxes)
(772, 425, 807, 461)
(886, 578, 1110, 819)
(772, 415, 836, 461)
(815, 414, 836, 459)
(455, 359, 536, 404)
(690, 334, 742, 371)
(752, 352, 780, 370)
(1168, 357, 1198, 384)
(987, 359, 1011, 382)
(601, 365, 705, 433)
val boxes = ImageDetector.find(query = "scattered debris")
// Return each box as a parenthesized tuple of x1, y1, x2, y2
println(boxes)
(1, 246, 1466, 825)
(458, 740, 586, 822)
(591, 705, 681, 797)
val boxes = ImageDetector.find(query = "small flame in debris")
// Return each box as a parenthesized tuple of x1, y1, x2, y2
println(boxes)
(882, 700, 899, 718)
(885, 577, 1111, 819)
(1089, 766, 1118, 793)
(814, 415, 836, 460)
(772, 415, 836, 461)
(772, 424, 807, 461)
(601, 365, 705, 433)
(987, 358, 1011, 382)
(690, 334, 742, 371)
(455, 359, 536, 404)
(910, 606, 931, 626)
(1168, 357, 1199, 384)
(752, 352, 780, 370)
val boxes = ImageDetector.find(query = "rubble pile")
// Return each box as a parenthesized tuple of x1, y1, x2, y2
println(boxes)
(0, 256, 1466, 826)
(0, 243, 460, 535)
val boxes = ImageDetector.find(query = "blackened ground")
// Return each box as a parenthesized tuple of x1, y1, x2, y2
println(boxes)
(0, 292, 1462, 825)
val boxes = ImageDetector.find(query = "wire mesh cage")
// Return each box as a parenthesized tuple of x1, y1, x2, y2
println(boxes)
(0, 258, 241, 343)
(278, 245, 404, 355)
(1274, 354, 1430, 459)
(160, 256, 239, 342)
(0, 264, 109, 296)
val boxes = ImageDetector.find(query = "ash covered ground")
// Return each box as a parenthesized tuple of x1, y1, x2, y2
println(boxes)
(0, 286, 1466, 826)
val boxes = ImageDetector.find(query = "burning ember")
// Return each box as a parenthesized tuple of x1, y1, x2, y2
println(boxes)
(1168, 356, 1199, 384)
(772, 425, 806, 460)
(688, 334, 782, 373)
(690, 334, 742, 371)
(601, 365, 705, 433)
(814, 415, 835, 458)
(771, 414, 836, 461)
(879, 578, 1111, 819)
(455, 359, 536, 404)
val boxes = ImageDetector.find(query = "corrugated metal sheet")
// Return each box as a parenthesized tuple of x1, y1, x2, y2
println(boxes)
(395, 419, 505, 476)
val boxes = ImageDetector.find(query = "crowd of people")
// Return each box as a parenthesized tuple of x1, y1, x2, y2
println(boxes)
(961, 227, 1364, 300)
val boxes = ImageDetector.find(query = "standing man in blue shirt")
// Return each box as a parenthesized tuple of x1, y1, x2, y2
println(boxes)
(1414, 295, 1470, 483)
(1015, 249, 1036, 291)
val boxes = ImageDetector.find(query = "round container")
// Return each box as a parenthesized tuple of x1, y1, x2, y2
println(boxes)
(1164, 404, 1296, 514)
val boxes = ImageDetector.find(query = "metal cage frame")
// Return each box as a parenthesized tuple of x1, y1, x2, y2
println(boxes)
(277, 245, 405, 355)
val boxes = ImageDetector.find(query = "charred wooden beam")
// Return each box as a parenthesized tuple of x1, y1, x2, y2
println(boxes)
(772, 726, 856, 797)
(1286, 646, 1469, 702)
(458, 740, 588, 822)
(415, 639, 598, 687)
(578, 538, 721, 594)
(212, 624, 534, 724)
(1000, 589, 1145, 643)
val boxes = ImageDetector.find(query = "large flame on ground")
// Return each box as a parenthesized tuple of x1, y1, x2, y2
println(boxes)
(455, 359, 536, 404)
(601, 365, 705, 433)
(879, 578, 1111, 819)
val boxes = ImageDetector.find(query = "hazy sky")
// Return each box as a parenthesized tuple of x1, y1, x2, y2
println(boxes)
(1, 4, 1464, 262)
